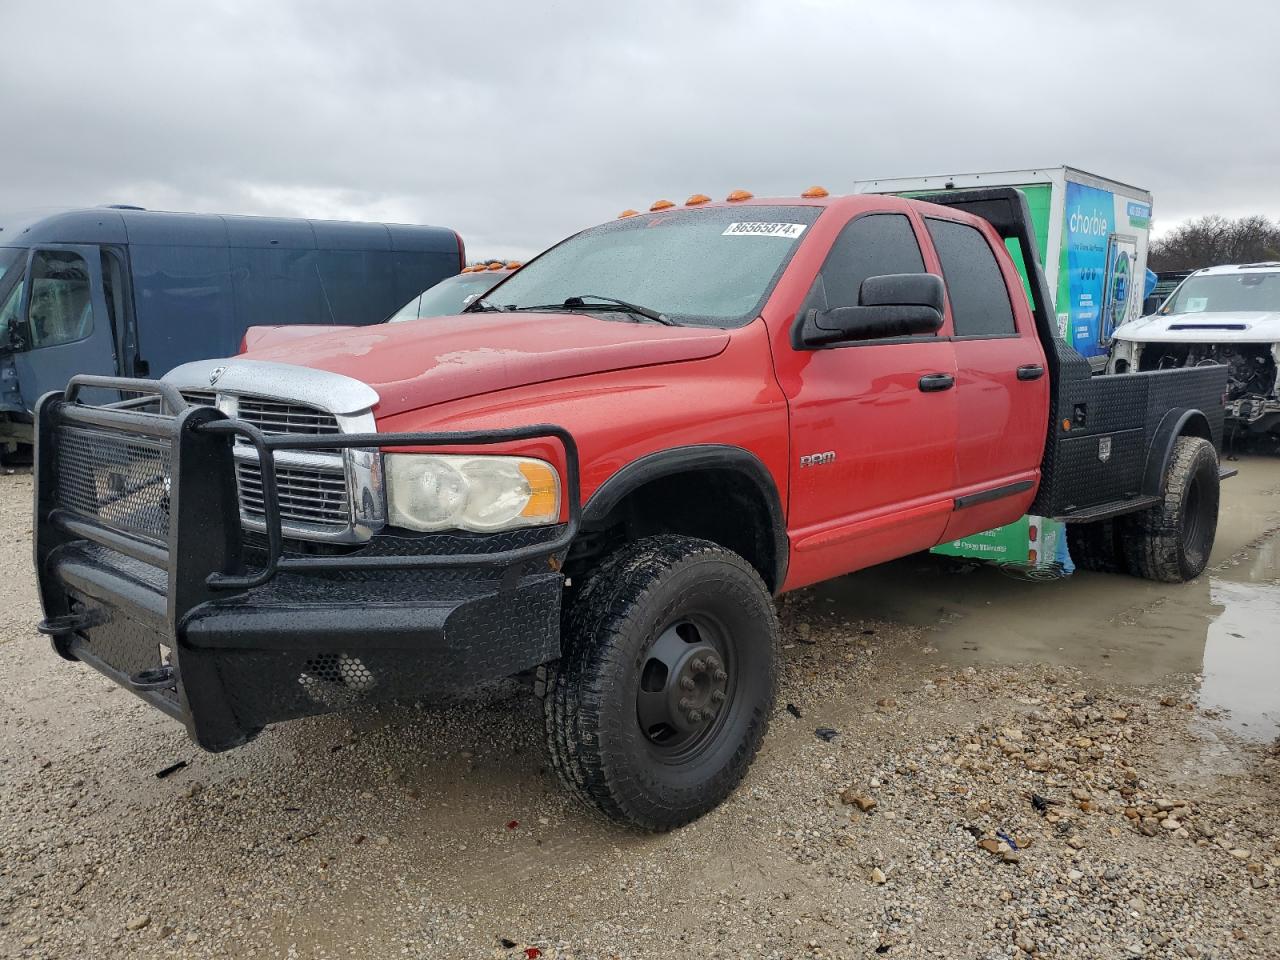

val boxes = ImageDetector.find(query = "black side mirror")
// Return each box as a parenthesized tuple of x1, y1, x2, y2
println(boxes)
(1141, 294, 1162, 316)
(802, 273, 945, 346)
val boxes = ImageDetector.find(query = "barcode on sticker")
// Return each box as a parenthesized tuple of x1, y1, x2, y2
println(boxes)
(722, 222, 807, 238)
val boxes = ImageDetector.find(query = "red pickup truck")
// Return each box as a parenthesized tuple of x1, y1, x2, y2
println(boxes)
(33, 187, 1228, 830)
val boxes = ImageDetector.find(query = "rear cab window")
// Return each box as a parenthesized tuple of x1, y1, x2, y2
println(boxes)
(925, 218, 1017, 338)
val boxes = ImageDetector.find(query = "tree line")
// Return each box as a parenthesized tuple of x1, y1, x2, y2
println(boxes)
(1149, 215, 1280, 271)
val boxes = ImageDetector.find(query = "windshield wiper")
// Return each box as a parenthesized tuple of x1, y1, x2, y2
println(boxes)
(508, 295, 676, 325)
(564, 294, 676, 325)
(463, 298, 509, 313)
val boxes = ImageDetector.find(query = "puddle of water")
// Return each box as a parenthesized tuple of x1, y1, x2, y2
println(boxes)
(1199, 578, 1280, 739)
(809, 457, 1280, 741)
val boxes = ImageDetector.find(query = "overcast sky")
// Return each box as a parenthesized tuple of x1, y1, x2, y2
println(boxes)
(3, 0, 1277, 259)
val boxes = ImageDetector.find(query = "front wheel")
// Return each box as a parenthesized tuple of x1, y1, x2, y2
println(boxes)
(544, 535, 780, 830)
(1123, 436, 1220, 582)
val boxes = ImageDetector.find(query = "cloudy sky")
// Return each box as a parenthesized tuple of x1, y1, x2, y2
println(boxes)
(3, 0, 1277, 259)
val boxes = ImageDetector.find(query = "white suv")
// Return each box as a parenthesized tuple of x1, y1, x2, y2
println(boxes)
(1109, 262, 1280, 437)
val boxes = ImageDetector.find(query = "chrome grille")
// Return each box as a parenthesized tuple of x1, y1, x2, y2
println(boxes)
(179, 390, 352, 534)
(235, 397, 341, 438)
(235, 459, 349, 527)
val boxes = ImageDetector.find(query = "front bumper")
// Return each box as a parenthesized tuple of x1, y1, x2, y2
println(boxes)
(33, 376, 579, 751)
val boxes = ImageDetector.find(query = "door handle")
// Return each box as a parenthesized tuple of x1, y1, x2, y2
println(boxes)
(1016, 364, 1045, 381)
(918, 373, 955, 392)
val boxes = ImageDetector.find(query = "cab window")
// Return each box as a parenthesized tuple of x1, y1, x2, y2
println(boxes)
(802, 213, 926, 316)
(925, 218, 1016, 337)
(27, 250, 94, 349)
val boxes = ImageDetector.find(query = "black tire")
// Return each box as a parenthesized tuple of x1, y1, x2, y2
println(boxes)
(1066, 518, 1129, 574)
(544, 535, 779, 830)
(1122, 436, 1219, 583)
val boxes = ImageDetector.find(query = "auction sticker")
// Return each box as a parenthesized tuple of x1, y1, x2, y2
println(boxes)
(722, 222, 807, 238)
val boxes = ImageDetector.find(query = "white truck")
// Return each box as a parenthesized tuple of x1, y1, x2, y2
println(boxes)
(855, 166, 1154, 371)
(1109, 262, 1280, 440)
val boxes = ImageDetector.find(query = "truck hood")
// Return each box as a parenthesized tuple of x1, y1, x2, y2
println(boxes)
(1113, 310, 1280, 344)
(239, 312, 731, 418)
(239, 324, 357, 353)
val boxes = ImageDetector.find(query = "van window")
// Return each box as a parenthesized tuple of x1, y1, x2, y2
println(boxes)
(925, 218, 1016, 337)
(27, 250, 94, 349)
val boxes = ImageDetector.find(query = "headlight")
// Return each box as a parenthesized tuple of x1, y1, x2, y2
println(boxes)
(385, 454, 561, 533)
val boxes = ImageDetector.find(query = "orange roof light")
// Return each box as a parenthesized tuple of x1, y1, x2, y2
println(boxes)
(487, 261, 505, 270)
(617, 209, 639, 218)
(801, 185, 829, 198)
(685, 193, 711, 206)
(506, 261, 522, 270)
(726, 189, 753, 202)
(650, 199, 675, 211)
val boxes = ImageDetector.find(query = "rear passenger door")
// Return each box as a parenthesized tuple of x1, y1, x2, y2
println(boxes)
(924, 217, 1048, 538)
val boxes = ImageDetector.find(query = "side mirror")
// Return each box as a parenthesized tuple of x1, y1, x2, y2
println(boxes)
(802, 273, 945, 346)
(1141, 294, 1162, 316)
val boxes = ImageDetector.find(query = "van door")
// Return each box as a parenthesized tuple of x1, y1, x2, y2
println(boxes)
(7, 245, 118, 409)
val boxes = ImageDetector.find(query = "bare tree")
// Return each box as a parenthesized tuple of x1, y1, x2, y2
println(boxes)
(1150, 215, 1280, 271)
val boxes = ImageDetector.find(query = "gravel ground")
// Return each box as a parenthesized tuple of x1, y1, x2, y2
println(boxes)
(1, 462, 1278, 960)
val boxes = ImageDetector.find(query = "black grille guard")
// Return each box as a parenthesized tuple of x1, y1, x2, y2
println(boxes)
(37, 374, 581, 603)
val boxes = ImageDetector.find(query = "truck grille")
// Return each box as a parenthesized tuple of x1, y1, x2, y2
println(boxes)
(180, 390, 351, 534)
(235, 460, 349, 527)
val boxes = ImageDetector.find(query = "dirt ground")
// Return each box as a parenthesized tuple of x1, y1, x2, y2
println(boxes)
(1, 457, 1277, 960)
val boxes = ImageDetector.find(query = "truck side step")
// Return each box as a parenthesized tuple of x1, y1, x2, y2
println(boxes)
(1057, 495, 1160, 524)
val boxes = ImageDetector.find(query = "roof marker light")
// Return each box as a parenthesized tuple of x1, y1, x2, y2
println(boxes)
(650, 199, 675, 211)
(487, 261, 505, 270)
(506, 261, 522, 270)
(801, 185, 829, 198)
(617, 209, 639, 218)
(726, 189, 753, 202)
(685, 193, 711, 206)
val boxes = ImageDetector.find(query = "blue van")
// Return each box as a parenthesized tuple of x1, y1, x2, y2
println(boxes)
(0, 206, 462, 460)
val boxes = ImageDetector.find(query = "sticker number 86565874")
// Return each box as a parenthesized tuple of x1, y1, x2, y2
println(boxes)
(721, 222, 807, 238)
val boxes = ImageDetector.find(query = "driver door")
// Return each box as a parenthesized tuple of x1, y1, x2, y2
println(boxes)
(7, 245, 118, 409)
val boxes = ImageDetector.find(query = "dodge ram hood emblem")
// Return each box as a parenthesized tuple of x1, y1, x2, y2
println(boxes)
(208, 365, 227, 386)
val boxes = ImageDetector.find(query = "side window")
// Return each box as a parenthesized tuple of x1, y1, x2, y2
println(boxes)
(806, 213, 926, 313)
(27, 250, 94, 349)
(925, 218, 1016, 337)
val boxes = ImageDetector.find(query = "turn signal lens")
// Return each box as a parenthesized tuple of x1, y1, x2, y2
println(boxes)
(617, 209, 639, 218)
(801, 185, 829, 198)
(726, 189, 753, 202)
(685, 193, 711, 206)
(650, 199, 675, 211)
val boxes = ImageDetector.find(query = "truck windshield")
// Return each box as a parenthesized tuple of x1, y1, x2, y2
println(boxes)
(1165, 272, 1280, 314)
(478, 206, 823, 327)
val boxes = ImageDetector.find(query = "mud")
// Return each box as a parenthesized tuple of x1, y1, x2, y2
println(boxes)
(812, 454, 1280, 739)
(1, 457, 1278, 959)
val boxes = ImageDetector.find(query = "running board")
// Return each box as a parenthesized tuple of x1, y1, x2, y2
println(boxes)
(1056, 495, 1160, 524)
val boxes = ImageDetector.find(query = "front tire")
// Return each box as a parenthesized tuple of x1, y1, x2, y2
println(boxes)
(544, 535, 780, 830)
(1123, 436, 1219, 582)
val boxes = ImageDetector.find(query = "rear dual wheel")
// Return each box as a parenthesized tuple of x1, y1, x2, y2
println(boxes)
(1123, 436, 1219, 582)
(544, 535, 779, 831)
